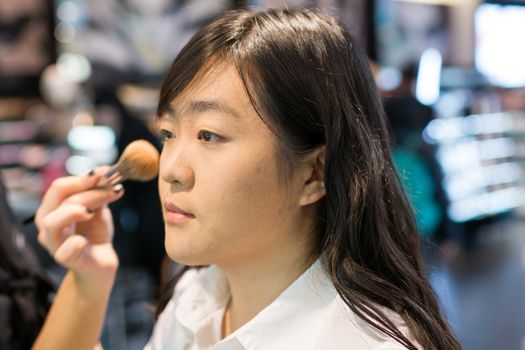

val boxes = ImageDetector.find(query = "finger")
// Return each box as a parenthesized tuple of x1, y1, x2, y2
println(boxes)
(64, 184, 124, 211)
(54, 234, 89, 269)
(38, 203, 95, 254)
(77, 207, 114, 244)
(35, 168, 108, 224)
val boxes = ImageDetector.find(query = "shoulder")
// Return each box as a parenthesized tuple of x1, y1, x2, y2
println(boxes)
(287, 259, 419, 349)
(314, 295, 419, 350)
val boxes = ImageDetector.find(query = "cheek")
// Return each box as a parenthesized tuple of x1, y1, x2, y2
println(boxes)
(201, 155, 288, 230)
(157, 178, 168, 204)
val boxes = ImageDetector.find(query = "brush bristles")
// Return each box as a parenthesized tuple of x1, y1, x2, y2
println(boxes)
(116, 140, 159, 181)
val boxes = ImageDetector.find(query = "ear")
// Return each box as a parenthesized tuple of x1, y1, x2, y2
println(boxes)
(298, 146, 326, 206)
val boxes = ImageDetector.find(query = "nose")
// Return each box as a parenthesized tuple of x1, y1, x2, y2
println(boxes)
(159, 143, 195, 190)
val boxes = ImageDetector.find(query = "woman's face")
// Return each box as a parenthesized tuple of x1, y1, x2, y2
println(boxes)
(157, 63, 310, 267)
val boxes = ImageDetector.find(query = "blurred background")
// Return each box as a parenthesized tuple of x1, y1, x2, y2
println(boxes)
(0, 0, 524, 349)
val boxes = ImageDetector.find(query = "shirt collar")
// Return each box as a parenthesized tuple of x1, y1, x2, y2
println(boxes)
(174, 264, 230, 348)
(173, 259, 338, 350)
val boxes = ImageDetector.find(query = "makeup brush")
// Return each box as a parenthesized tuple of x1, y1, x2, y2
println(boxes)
(97, 139, 159, 188)
(23, 139, 159, 225)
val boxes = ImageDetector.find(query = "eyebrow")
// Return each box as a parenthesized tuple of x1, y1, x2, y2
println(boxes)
(162, 100, 242, 120)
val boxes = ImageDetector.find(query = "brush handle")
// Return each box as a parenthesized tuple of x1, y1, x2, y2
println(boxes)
(98, 165, 123, 188)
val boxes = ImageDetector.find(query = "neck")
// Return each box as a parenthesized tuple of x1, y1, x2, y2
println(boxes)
(220, 214, 318, 336)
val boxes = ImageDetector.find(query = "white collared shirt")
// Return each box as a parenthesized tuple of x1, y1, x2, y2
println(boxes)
(144, 260, 416, 349)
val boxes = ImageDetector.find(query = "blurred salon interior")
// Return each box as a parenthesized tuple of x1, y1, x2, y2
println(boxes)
(1, 0, 524, 349)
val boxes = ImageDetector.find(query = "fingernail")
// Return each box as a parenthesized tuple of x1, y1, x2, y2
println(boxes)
(112, 184, 123, 193)
(88, 169, 95, 176)
(86, 208, 94, 214)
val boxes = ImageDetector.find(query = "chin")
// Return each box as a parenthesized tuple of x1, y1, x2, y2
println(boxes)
(164, 243, 212, 267)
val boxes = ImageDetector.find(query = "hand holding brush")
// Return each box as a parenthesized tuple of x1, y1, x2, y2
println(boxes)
(29, 139, 161, 342)
(24, 139, 159, 224)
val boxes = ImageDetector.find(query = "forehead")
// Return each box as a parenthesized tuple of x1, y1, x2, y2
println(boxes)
(161, 63, 255, 121)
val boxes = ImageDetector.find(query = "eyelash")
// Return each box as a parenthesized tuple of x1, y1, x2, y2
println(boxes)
(158, 129, 173, 143)
(157, 129, 224, 144)
(198, 130, 224, 143)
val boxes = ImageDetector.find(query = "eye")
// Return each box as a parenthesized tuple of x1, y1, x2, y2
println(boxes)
(158, 129, 174, 143)
(198, 130, 223, 143)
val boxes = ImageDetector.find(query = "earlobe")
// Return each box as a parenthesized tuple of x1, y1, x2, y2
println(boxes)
(299, 181, 326, 206)
(298, 147, 326, 206)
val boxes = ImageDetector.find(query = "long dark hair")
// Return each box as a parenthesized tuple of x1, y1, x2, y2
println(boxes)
(155, 8, 461, 349)
(0, 173, 54, 349)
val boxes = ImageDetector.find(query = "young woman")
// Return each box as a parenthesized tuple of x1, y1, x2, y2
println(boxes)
(33, 8, 462, 350)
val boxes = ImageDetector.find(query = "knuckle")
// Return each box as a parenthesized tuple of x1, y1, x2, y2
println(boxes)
(40, 215, 53, 231)
(54, 252, 67, 266)
(49, 177, 67, 190)
(34, 209, 43, 228)
(36, 230, 47, 247)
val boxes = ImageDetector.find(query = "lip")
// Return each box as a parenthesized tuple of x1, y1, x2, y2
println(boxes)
(163, 201, 195, 224)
